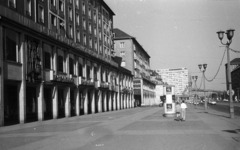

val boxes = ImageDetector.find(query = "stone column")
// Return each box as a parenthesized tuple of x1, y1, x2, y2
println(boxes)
(37, 83, 44, 121)
(97, 90, 102, 113)
(117, 91, 120, 110)
(52, 86, 58, 119)
(65, 87, 70, 117)
(0, 26, 3, 126)
(103, 91, 107, 112)
(91, 89, 95, 114)
(108, 92, 112, 111)
(83, 89, 88, 115)
(113, 92, 116, 111)
(75, 89, 80, 116)
(19, 34, 27, 124)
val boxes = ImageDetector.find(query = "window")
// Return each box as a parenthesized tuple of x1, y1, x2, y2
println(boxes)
(94, 27, 97, 37)
(78, 63, 83, 76)
(83, 18, 86, 30)
(59, 0, 64, 12)
(69, 25, 73, 38)
(51, 0, 56, 6)
(89, 38, 92, 49)
(26, 0, 31, 16)
(69, 57, 74, 75)
(76, 13, 80, 25)
(94, 40, 97, 51)
(83, 33, 87, 46)
(43, 44, 52, 70)
(51, 14, 57, 28)
(44, 52, 51, 69)
(121, 61, 126, 67)
(89, 23, 92, 34)
(120, 42, 125, 48)
(4, 28, 20, 62)
(87, 65, 91, 80)
(88, 7, 91, 19)
(58, 55, 64, 72)
(8, 0, 16, 8)
(77, 30, 80, 42)
(99, 31, 102, 40)
(59, 19, 65, 30)
(69, 7, 73, 21)
(120, 51, 125, 57)
(38, 5, 44, 23)
(76, 0, 79, 8)
(82, 2, 85, 14)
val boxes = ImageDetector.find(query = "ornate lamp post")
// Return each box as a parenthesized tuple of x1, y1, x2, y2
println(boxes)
(192, 76, 198, 108)
(198, 64, 207, 111)
(217, 29, 235, 118)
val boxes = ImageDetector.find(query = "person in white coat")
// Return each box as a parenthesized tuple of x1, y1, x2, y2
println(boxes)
(180, 101, 187, 121)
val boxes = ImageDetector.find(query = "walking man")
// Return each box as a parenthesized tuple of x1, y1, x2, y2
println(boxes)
(180, 100, 187, 121)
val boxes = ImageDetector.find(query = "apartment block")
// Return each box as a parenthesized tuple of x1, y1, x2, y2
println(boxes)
(155, 68, 189, 95)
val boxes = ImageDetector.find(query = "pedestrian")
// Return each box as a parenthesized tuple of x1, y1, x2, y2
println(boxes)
(180, 100, 187, 121)
(175, 102, 181, 121)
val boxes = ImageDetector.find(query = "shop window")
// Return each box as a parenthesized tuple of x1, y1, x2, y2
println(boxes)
(4, 28, 20, 63)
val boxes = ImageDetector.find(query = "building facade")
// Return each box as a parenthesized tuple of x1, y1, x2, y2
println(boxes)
(113, 28, 155, 106)
(226, 58, 240, 101)
(155, 68, 189, 95)
(0, 0, 134, 126)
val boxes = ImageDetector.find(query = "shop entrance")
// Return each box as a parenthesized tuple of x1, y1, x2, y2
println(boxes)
(4, 84, 19, 126)
(79, 91, 84, 115)
(44, 87, 53, 120)
(58, 88, 65, 118)
(26, 86, 38, 122)
(70, 89, 76, 116)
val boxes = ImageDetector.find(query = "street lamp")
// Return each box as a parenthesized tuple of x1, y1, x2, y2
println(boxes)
(217, 29, 235, 119)
(192, 76, 198, 108)
(198, 64, 207, 111)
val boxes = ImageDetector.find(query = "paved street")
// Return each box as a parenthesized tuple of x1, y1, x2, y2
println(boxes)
(0, 105, 240, 150)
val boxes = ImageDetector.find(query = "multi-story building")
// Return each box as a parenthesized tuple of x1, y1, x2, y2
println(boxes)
(0, 0, 134, 126)
(155, 68, 189, 95)
(226, 58, 240, 101)
(113, 28, 155, 106)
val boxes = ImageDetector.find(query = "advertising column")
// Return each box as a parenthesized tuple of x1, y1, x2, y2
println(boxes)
(163, 86, 176, 117)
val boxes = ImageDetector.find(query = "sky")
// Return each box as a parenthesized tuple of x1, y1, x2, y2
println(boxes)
(105, 0, 240, 91)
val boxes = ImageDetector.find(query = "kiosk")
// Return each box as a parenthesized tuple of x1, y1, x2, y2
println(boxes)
(163, 86, 176, 117)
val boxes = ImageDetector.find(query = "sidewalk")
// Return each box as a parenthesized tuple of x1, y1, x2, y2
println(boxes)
(0, 106, 239, 150)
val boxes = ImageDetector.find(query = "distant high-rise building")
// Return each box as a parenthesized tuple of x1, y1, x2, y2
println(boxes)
(155, 68, 189, 95)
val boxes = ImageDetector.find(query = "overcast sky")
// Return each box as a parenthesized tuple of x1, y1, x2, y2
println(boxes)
(105, 0, 240, 91)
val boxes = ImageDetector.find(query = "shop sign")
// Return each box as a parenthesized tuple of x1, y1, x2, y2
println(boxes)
(52, 74, 74, 83)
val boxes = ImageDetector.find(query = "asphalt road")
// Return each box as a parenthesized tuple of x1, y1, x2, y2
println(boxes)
(198, 101, 240, 116)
